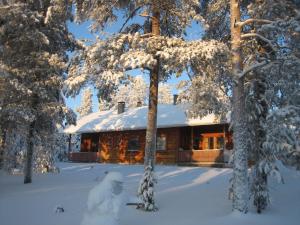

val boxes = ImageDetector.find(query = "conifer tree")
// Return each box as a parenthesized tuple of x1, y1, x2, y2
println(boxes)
(77, 88, 93, 117)
(111, 75, 147, 108)
(158, 83, 173, 104)
(66, 0, 227, 211)
(200, 0, 300, 213)
(0, 0, 76, 183)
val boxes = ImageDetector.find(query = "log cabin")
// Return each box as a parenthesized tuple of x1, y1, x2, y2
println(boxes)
(64, 100, 233, 167)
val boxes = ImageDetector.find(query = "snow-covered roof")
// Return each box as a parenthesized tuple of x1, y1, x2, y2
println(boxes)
(64, 104, 226, 134)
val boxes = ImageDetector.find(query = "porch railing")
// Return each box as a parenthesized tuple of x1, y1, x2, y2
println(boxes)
(177, 149, 225, 163)
(68, 152, 100, 162)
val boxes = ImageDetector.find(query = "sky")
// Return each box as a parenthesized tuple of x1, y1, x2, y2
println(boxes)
(66, 15, 204, 113)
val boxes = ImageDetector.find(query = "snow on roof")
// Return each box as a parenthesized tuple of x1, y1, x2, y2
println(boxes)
(64, 104, 226, 134)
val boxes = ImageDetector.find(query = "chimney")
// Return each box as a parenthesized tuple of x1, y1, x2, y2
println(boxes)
(117, 102, 125, 114)
(173, 94, 178, 105)
(136, 101, 142, 107)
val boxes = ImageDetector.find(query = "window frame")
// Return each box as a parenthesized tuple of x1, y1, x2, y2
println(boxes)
(127, 136, 141, 151)
(157, 134, 167, 151)
(199, 133, 226, 150)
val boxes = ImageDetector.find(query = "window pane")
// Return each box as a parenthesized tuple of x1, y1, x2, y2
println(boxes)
(128, 137, 140, 151)
(216, 137, 224, 149)
(193, 137, 200, 150)
(203, 137, 209, 149)
(208, 137, 214, 149)
(203, 137, 214, 149)
(157, 136, 166, 150)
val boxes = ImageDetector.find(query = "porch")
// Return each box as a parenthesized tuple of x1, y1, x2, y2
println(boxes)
(68, 152, 100, 162)
(177, 149, 232, 167)
(68, 150, 232, 167)
(176, 124, 233, 166)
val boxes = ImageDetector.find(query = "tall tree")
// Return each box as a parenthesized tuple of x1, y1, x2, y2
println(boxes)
(111, 75, 147, 108)
(67, 0, 227, 211)
(111, 77, 173, 108)
(230, 0, 249, 213)
(77, 88, 93, 117)
(201, 0, 300, 213)
(158, 83, 173, 104)
(0, 0, 76, 183)
(137, 4, 160, 211)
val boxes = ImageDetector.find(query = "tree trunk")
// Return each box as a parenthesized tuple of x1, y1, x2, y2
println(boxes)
(68, 134, 72, 153)
(252, 76, 268, 213)
(24, 94, 38, 184)
(138, 1, 160, 211)
(230, 0, 249, 213)
(0, 124, 6, 169)
(24, 120, 35, 184)
(144, 3, 160, 171)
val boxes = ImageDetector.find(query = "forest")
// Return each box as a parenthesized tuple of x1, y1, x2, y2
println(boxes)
(0, 0, 299, 224)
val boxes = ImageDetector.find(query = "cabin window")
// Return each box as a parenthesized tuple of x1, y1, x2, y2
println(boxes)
(128, 137, 140, 151)
(91, 142, 98, 152)
(200, 134, 225, 150)
(203, 137, 214, 149)
(81, 138, 91, 152)
(216, 137, 225, 149)
(157, 135, 167, 150)
(193, 137, 200, 150)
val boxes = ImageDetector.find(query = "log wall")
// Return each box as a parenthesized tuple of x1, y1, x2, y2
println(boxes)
(70, 124, 232, 165)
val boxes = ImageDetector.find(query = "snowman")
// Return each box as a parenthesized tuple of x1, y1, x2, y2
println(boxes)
(81, 172, 124, 225)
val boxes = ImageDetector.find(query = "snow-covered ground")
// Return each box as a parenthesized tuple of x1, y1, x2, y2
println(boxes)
(0, 163, 299, 225)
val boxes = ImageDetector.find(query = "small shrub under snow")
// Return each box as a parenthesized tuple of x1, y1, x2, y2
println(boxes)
(81, 172, 124, 225)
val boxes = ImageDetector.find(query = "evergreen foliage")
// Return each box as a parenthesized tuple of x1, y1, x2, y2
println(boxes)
(77, 88, 93, 117)
(137, 164, 157, 211)
(0, 0, 76, 182)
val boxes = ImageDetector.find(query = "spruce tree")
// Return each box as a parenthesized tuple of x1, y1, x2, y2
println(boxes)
(200, 0, 300, 213)
(77, 88, 93, 117)
(0, 0, 76, 182)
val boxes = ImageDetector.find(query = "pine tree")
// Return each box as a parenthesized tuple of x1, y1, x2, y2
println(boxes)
(111, 78, 173, 107)
(229, 0, 249, 213)
(158, 83, 173, 104)
(111, 75, 147, 108)
(201, 0, 300, 213)
(77, 88, 93, 117)
(0, 1, 76, 182)
(66, 0, 228, 211)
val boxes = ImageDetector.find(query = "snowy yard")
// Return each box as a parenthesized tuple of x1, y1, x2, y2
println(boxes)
(0, 163, 299, 225)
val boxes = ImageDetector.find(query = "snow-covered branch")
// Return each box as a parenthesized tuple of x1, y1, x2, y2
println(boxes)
(237, 61, 269, 79)
(119, 5, 143, 32)
(237, 18, 273, 27)
(66, 33, 228, 96)
(241, 33, 277, 52)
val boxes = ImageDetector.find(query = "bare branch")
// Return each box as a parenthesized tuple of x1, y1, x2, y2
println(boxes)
(237, 61, 269, 79)
(237, 18, 273, 27)
(241, 33, 277, 52)
(119, 6, 143, 33)
(184, 66, 193, 81)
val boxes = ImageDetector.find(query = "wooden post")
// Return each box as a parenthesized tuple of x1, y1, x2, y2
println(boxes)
(223, 124, 226, 149)
(68, 134, 72, 153)
(191, 127, 194, 150)
(190, 127, 194, 162)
